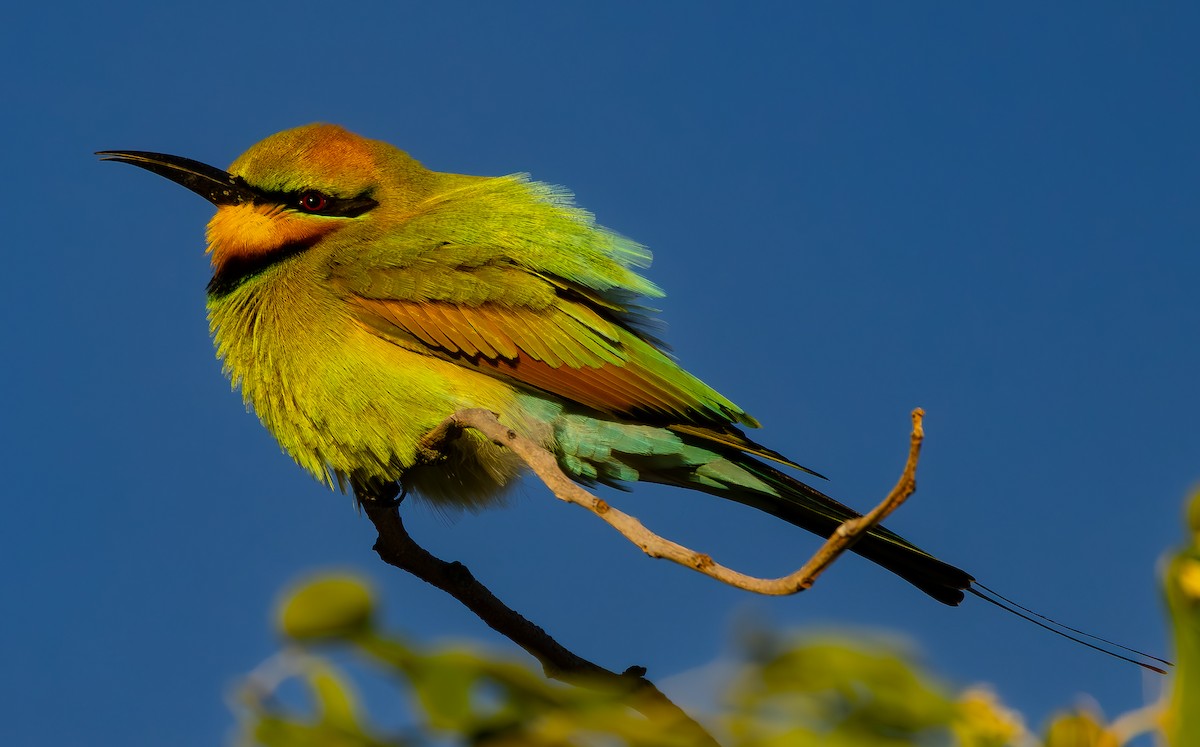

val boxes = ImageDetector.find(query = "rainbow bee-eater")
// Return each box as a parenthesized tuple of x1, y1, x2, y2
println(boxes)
(98, 125, 1162, 668)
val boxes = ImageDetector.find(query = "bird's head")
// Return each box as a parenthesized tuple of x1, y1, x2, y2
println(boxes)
(99, 124, 431, 287)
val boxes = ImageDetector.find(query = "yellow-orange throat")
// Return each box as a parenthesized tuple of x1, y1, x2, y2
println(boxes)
(206, 203, 339, 273)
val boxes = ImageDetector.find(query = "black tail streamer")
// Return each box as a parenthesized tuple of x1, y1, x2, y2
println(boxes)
(968, 583, 1170, 674)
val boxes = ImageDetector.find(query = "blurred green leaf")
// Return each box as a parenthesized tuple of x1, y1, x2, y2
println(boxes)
(278, 574, 376, 642)
(725, 633, 963, 745)
(951, 687, 1026, 747)
(406, 651, 483, 730)
(235, 482, 1200, 746)
(1163, 489, 1200, 747)
(1042, 708, 1114, 747)
(245, 672, 391, 747)
(308, 661, 363, 732)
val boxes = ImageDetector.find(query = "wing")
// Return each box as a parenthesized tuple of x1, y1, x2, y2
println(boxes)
(342, 262, 750, 426)
(327, 173, 814, 472)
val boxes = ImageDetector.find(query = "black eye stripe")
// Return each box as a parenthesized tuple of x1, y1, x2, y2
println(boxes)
(258, 189, 379, 218)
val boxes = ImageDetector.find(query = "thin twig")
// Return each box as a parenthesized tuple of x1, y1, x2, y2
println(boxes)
(361, 499, 721, 747)
(361, 408, 925, 746)
(444, 407, 926, 596)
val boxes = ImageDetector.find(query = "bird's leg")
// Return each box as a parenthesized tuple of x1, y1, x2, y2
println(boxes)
(351, 416, 474, 511)
(414, 416, 465, 465)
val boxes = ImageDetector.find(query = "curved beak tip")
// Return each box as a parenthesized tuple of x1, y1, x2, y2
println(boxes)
(97, 149, 258, 207)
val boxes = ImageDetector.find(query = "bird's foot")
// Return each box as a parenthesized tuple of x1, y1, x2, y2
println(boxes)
(352, 480, 405, 509)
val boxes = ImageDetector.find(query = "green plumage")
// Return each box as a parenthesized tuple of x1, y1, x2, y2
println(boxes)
(102, 124, 974, 605)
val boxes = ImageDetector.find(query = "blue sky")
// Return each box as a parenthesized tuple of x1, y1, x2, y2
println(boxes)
(3, 3, 1197, 744)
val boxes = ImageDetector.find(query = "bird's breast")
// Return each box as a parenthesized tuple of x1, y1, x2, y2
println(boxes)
(206, 272, 531, 499)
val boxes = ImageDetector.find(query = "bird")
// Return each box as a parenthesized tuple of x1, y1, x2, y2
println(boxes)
(98, 124, 1163, 667)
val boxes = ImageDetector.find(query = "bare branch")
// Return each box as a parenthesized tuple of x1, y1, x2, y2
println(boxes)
(359, 407, 926, 747)
(446, 407, 926, 596)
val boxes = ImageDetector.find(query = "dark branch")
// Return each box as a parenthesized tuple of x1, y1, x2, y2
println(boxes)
(358, 493, 721, 747)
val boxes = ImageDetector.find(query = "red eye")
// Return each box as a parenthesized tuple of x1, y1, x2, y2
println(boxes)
(298, 191, 329, 212)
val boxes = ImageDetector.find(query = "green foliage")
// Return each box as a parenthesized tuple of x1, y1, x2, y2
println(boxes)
(723, 630, 1022, 747)
(278, 574, 376, 641)
(234, 576, 1025, 746)
(233, 488, 1200, 746)
(1040, 709, 1117, 747)
(1163, 489, 1200, 747)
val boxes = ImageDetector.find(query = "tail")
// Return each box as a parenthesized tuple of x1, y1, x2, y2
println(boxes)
(646, 449, 1171, 672)
(650, 453, 974, 605)
(547, 414, 1167, 670)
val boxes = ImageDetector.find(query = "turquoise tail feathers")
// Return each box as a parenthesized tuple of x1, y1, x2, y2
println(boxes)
(548, 413, 973, 605)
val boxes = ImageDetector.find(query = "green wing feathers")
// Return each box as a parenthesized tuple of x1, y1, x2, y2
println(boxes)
(330, 174, 759, 429)
(337, 174, 662, 299)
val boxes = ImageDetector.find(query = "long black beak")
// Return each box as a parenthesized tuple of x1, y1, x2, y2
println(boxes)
(97, 150, 261, 206)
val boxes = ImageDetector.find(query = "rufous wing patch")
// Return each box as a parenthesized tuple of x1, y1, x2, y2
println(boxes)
(351, 296, 742, 427)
